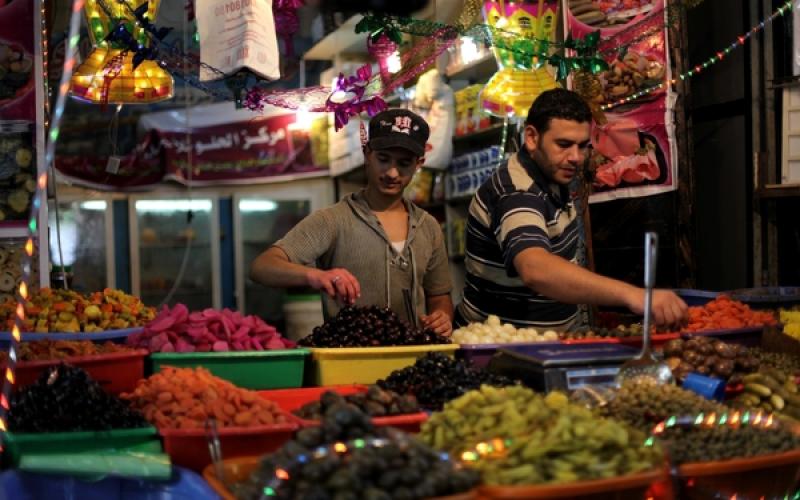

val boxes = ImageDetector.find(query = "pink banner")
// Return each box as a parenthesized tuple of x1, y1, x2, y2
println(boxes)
(55, 113, 327, 190)
(565, 0, 677, 203)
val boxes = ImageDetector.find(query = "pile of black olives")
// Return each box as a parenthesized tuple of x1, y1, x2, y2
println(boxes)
(236, 399, 479, 499)
(9, 364, 147, 432)
(298, 306, 450, 347)
(294, 386, 420, 420)
(377, 353, 516, 411)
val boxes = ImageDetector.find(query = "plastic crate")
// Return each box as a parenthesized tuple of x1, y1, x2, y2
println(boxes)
(456, 342, 561, 369)
(149, 349, 308, 390)
(203, 456, 478, 500)
(307, 344, 459, 386)
(0, 466, 217, 500)
(160, 419, 298, 473)
(259, 386, 428, 433)
(3, 427, 159, 467)
(677, 448, 800, 499)
(478, 468, 666, 499)
(4, 349, 148, 394)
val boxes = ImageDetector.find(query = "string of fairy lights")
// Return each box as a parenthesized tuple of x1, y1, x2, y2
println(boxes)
(601, 0, 794, 110)
(0, 0, 86, 450)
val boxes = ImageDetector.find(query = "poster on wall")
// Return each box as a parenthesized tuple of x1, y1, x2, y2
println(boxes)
(0, 0, 37, 224)
(564, 0, 678, 203)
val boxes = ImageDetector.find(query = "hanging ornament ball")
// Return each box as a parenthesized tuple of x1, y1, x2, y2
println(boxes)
(368, 33, 398, 60)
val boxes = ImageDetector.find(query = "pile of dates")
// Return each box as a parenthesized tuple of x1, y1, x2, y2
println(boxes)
(236, 400, 479, 499)
(663, 336, 759, 382)
(377, 352, 515, 411)
(294, 386, 420, 420)
(9, 364, 147, 432)
(655, 420, 800, 464)
(298, 306, 449, 347)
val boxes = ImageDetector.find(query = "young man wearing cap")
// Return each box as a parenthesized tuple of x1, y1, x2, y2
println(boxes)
(250, 109, 454, 336)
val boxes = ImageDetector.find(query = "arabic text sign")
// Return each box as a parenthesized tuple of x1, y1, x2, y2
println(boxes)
(196, 0, 280, 81)
(158, 113, 325, 183)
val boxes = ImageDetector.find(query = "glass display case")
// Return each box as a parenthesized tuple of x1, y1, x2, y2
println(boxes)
(234, 179, 333, 328)
(48, 198, 114, 293)
(130, 196, 220, 310)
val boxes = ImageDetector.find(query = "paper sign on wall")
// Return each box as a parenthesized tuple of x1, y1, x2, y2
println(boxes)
(195, 0, 280, 82)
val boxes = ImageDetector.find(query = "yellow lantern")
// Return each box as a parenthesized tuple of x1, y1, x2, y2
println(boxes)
(480, 0, 559, 118)
(70, 0, 173, 104)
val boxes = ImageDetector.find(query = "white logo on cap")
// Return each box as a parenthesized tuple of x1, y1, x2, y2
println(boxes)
(391, 116, 413, 135)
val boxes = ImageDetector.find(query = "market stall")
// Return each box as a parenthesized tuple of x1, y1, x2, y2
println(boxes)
(1, 0, 800, 498)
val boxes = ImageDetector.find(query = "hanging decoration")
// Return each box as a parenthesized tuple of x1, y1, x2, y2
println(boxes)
(194, 0, 280, 81)
(602, 0, 794, 110)
(325, 65, 387, 131)
(273, 0, 304, 59)
(69, 0, 173, 104)
(0, 0, 85, 451)
(480, 0, 560, 118)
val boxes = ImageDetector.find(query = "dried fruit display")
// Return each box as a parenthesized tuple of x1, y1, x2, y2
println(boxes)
(9, 364, 147, 432)
(0, 121, 36, 221)
(377, 352, 515, 411)
(662, 336, 759, 383)
(0, 340, 133, 363)
(0, 240, 38, 303)
(0, 40, 33, 103)
(684, 295, 777, 332)
(0, 288, 155, 333)
(294, 386, 420, 420)
(126, 303, 294, 353)
(298, 306, 449, 347)
(121, 366, 288, 430)
(421, 386, 663, 485)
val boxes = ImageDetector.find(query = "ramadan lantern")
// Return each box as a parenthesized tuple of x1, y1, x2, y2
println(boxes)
(480, 0, 559, 118)
(70, 0, 173, 104)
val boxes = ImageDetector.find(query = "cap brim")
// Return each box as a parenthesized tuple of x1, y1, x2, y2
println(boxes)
(368, 136, 425, 157)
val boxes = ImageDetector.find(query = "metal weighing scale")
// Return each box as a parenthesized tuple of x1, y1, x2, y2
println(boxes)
(487, 343, 640, 392)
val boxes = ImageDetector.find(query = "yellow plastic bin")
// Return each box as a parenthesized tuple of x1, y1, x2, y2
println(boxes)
(307, 344, 459, 385)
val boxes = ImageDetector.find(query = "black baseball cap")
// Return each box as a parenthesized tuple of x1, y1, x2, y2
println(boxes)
(367, 109, 430, 157)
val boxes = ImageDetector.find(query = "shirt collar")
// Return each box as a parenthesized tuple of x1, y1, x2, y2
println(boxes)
(516, 148, 571, 209)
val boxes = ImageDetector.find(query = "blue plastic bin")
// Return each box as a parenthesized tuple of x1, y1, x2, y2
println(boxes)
(674, 289, 719, 306)
(0, 466, 220, 500)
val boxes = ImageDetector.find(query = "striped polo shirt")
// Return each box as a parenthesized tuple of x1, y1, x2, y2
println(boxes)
(456, 149, 580, 328)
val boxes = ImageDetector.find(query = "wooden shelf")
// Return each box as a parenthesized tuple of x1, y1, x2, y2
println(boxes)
(446, 54, 497, 81)
(757, 183, 800, 199)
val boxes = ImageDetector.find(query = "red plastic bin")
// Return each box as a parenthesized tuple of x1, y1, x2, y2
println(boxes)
(160, 418, 298, 473)
(259, 386, 429, 433)
(2, 349, 148, 394)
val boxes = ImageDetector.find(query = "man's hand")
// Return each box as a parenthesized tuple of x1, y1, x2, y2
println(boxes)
(306, 268, 361, 305)
(627, 288, 688, 329)
(420, 310, 452, 337)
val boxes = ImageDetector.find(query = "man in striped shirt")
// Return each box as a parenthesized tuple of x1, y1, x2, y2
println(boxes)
(455, 89, 687, 330)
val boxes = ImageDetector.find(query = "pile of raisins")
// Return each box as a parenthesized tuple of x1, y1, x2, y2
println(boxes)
(9, 364, 147, 432)
(378, 353, 516, 411)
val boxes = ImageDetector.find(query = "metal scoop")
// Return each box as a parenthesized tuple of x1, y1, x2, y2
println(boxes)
(616, 232, 674, 385)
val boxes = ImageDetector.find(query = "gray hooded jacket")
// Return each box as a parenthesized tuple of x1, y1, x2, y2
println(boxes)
(273, 190, 452, 325)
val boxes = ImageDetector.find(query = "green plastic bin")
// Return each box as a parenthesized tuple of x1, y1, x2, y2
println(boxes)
(3, 426, 160, 467)
(148, 349, 309, 390)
